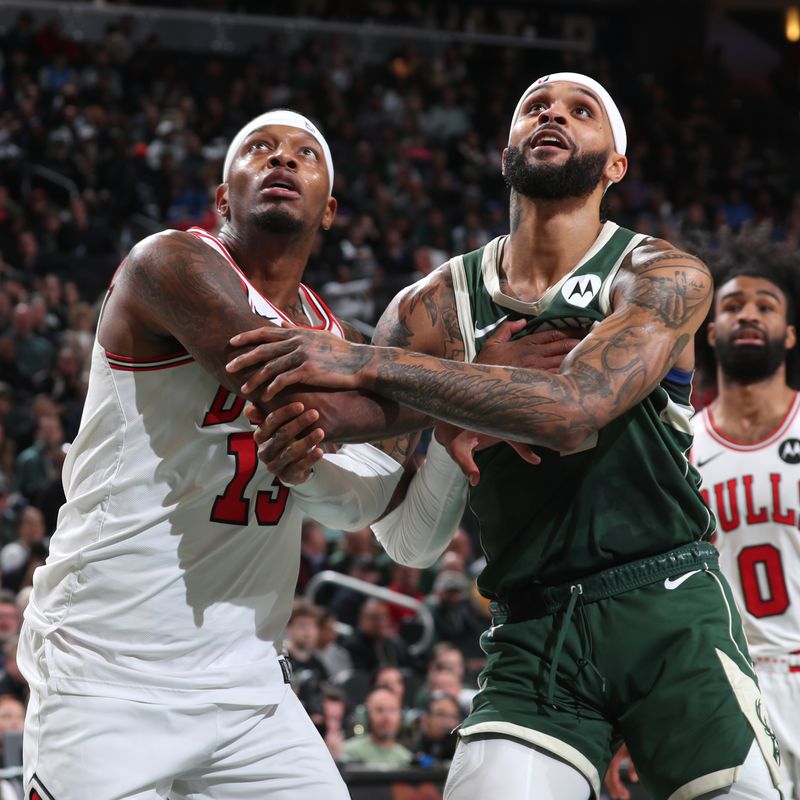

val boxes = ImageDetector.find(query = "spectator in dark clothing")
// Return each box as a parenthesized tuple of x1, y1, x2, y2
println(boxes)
(285, 599, 329, 725)
(327, 553, 380, 627)
(342, 598, 414, 673)
(0, 504, 48, 593)
(14, 413, 63, 501)
(295, 518, 328, 595)
(427, 570, 487, 669)
(0, 639, 28, 704)
(411, 691, 464, 764)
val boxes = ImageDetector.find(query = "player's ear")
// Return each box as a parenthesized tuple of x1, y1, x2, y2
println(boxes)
(605, 153, 627, 185)
(321, 196, 337, 231)
(216, 184, 230, 220)
(785, 324, 796, 351)
(501, 147, 508, 177)
(706, 321, 717, 348)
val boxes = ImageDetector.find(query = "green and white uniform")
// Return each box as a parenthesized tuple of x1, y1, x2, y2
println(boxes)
(445, 222, 784, 800)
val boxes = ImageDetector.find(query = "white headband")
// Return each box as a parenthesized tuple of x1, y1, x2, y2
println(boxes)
(509, 72, 626, 156)
(222, 109, 334, 193)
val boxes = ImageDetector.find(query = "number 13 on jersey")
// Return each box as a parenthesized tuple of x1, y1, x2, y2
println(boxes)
(203, 387, 289, 526)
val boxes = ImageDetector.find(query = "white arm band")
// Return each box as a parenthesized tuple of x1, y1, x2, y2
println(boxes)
(371, 436, 468, 568)
(289, 443, 403, 532)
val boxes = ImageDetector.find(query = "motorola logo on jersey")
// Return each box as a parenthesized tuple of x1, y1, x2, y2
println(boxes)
(562, 274, 601, 308)
(778, 438, 800, 464)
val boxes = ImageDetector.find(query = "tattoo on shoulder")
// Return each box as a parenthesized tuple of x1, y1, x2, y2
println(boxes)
(623, 244, 712, 329)
(374, 268, 464, 360)
(125, 230, 260, 369)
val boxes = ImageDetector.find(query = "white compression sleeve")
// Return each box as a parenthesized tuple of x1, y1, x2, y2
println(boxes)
(371, 435, 468, 568)
(289, 443, 403, 532)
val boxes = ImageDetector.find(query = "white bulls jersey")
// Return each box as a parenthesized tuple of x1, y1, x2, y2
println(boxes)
(691, 394, 800, 658)
(19, 227, 345, 705)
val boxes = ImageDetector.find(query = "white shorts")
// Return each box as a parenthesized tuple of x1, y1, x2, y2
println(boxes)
(443, 737, 780, 800)
(757, 660, 800, 800)
(24, 681, 350, 799)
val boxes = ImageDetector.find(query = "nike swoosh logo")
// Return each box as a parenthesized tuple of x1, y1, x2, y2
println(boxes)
(696, 452, 723, 468)
(664, 569, 701, 590)
(474, 315, 509, 339)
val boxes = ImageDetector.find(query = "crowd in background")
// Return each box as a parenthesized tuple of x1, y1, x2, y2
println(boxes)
(0, 3, 798, 773)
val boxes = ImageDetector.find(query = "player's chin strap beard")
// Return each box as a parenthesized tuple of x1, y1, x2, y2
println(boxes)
(546, 584, 607, 709)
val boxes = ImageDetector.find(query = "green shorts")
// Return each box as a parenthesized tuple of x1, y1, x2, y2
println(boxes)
(461, 542, 783, 800)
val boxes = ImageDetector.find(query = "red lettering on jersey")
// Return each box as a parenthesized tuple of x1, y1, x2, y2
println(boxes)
(211, 431, 255, 524)
(211, 433, 289, 527)
(255, 477, 290, 525)
(742, 475, 768, 524)
(738, 544, 790, 618)
(202, 387, 246, 427)
(798, 479, 800, 529)
(770, 473, 796, 525)
(714, 479, 740, 532)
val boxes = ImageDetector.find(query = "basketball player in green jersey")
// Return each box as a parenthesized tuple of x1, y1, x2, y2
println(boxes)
(227, 74, 783, 800)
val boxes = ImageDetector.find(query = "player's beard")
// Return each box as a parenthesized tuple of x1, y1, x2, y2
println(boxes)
(504, 144, 608, 200)
(252, 205, 305, 233)
(716, 333, 788, 384)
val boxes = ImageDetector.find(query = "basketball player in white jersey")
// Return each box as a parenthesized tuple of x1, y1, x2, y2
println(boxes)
(691, 234, 800, 799)
(15, 109, 427, 799)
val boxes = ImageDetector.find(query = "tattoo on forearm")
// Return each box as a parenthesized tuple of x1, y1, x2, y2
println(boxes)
(370, 309, 690, 449)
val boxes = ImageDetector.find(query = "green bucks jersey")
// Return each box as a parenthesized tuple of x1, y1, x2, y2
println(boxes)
(449, 222, 714, 596)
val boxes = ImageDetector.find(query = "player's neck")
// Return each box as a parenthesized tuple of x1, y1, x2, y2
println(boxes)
(711, 368, 795, 443)
(217, 225, 314, 310)
(503, 192, 604, 300)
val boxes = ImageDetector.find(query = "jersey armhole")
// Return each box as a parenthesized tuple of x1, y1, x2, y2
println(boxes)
(450, 256, 476, 363)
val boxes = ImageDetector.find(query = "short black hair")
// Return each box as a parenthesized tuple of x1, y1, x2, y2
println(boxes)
(690, 225, 800, 388)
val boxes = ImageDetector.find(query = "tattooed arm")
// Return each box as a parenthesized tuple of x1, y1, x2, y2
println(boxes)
(229, 240, 712, 453)
(253, 265, 465, 466)
(101, 230, 429, 446)
(100, 229, 277, 398)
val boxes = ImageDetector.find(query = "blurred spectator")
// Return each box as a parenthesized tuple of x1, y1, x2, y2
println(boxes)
(285, 600, 329, 726)
(410, 690, 464, 764)
(314, 610, 352, 679)
(372, 665, 406, 702)
(14, 588, 32, 619)
(0, 505, 47, 593)
(14, 413, 63, 500)
(0, 595, 20, 672)
(5, 303, 53, 385)
(340, 687, 412, 766)
(0, 424, 16, 492)
(0, 477, 19, 546)
(296, 518, 328, 595)
(415, 642, 475, 712)
(427, 570, 487, 669)
(0, 692, 24, 794)
(321, 684, 348, 763)
(350, 664, 416, 748)
(328, 553, 380, 627)
(327, 528, 374, 575)
(385, 563, 424, 629)
(0, 694, 24, 739)
(342, 598, 414, 673)
(0, 638, 27, 704)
